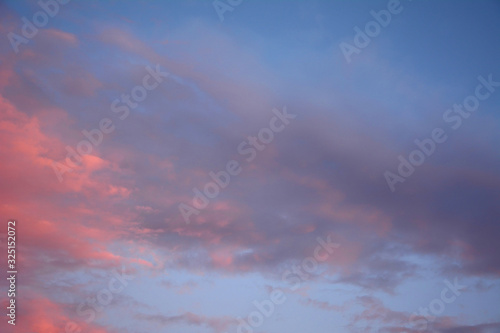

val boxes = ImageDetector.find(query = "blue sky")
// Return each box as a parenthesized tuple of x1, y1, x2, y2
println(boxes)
(0, 0, 499, 332)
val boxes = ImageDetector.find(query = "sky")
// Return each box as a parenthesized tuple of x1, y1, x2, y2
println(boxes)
(0, 0, 499, 332)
